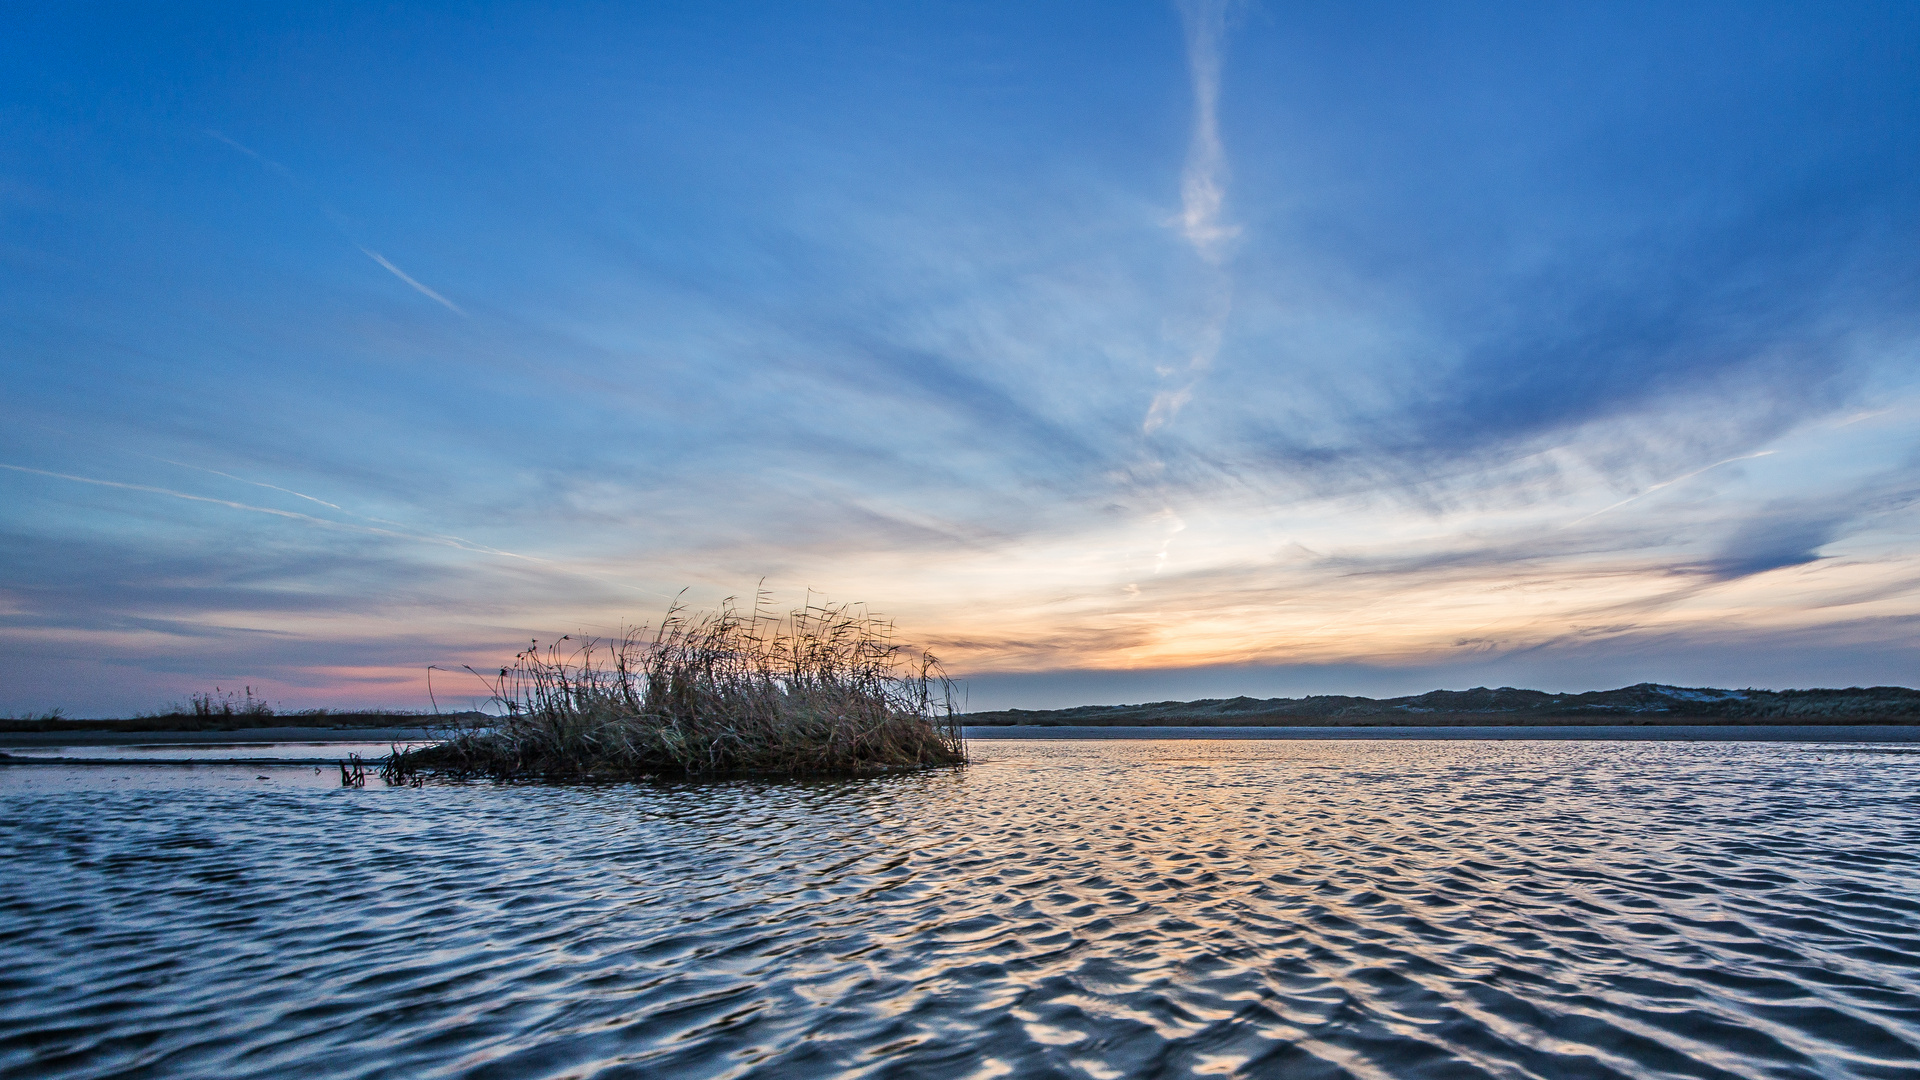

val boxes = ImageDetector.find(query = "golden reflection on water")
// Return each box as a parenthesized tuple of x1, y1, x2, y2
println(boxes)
(2, 738, 1917, 1078)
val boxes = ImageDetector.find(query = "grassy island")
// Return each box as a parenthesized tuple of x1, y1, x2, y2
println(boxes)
(384, 596, 966, 781)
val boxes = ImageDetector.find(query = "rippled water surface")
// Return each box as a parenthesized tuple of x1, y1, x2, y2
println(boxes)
(4, 740, 1919, 1079)
(0, 740, 428, 762)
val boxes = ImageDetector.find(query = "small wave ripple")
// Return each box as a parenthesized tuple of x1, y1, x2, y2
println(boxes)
(3, 740, 1918, 1078)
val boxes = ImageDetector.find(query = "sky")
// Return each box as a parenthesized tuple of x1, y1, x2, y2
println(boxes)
(4, 2, 1920, 716)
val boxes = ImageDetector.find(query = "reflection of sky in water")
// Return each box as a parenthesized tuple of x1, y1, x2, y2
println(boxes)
(4, 739, 1917, 1075)
(1, 741, 428, 762)
(0, 741, 430, 791)
(0, 763, 352, 792)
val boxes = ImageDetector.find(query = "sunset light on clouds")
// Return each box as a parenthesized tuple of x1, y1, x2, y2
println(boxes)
(4, 2, 1920, 714)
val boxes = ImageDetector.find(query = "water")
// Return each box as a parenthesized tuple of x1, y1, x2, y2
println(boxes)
(3, 739, 1918, 1079)
(0, 740, 427, 763)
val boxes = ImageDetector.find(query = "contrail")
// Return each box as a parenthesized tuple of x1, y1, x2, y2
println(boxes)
(1562, 451, 1777, 528)
(2, 461, 677, 599)
(150, 456, 344, 510)
(153, 456, 530, 554)
(1178, 0, 1237, 261)
(0, 462, 527, 559)
(154, 453, 549, 553)
(359, 247, 465, 314)
(204, 129, 296, 179)
(206, 130, 468, 316)
(1147, 0, 1237, 435)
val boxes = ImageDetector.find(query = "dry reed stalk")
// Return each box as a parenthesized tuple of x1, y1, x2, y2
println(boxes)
(385, 593, 966, 781)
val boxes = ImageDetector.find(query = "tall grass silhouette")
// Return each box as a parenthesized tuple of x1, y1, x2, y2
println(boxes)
(385, 593, 965, 780)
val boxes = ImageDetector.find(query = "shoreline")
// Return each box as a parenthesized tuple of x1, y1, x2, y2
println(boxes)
(963, 723, 1920, 742)
(7, 723, 1920, 748)
(0, 726, 442, 748)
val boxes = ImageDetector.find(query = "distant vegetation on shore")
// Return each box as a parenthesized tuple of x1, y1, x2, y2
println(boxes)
(965, 683, 1920, 727)
(0, 712, 472, 734)
(0, 683, 482, 734)
(384, 596, 966, 781)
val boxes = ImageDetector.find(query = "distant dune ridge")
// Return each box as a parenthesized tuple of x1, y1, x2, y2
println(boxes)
(963, 684, 1920, 727)
(16, 683, 1920, 735)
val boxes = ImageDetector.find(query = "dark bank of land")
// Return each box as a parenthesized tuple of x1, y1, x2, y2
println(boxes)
(0, 727, 445, 750)
(14, 683, 1919, 758)
(0, 711, 488, 735)
(963, 683, 1920, 727)
(0, 711, 472, 749)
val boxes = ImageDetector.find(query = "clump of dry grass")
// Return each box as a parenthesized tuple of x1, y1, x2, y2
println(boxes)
(162, 687, 274, 719)
(385, 593, 966, 781)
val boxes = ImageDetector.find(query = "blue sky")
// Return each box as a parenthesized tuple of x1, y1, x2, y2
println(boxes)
(5, 2, 1920, 715)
